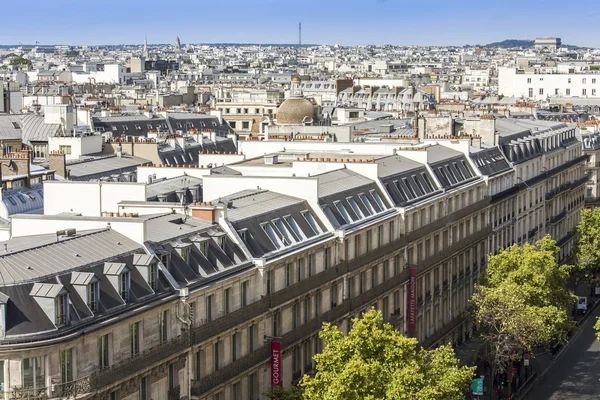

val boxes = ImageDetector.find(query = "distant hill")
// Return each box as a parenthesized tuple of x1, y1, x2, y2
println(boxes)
(464, 39, 582, 50)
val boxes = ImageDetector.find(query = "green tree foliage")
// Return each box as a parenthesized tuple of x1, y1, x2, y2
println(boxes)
(595, 317, 600, 342)
(262, 386, 304, 400)
(472, 236, 575, 377)
(9, 56, 31, 66)
(299, 309, 474, 400)
(575, 208, 600, 282)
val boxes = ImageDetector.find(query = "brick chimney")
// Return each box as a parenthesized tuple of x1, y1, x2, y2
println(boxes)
(49, 150, 68, 179)
(0, 154, 31, 188)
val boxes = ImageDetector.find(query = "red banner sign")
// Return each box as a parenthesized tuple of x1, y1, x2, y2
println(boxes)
(271, 341, 282, 387)
(408, 267, 417, 333)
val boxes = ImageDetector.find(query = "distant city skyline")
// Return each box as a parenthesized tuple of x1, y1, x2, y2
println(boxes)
(1, 0, 599, 48)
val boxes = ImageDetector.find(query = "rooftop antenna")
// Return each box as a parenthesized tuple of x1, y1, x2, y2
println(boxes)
(299, 22, 302, 48)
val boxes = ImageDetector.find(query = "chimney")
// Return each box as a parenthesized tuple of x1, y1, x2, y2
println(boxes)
(190, 203, 216, 223)
(116, 144, 123, 158)
(49, 150, 67, 179)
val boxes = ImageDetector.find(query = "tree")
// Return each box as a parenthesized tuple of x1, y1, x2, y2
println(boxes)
(574, 208, 600, 283)
(9, 56, 31, 66)
(299, 309, 474, 400)
(471, 236, 575, 396)
(595, 317, 600, 342)
(263, 386, 304, 400)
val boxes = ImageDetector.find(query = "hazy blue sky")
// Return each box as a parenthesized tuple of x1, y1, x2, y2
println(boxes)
(2, 0, 598, 47)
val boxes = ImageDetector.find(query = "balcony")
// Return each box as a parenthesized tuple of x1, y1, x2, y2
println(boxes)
(549, 209, 567, 225)
(93, 332, 191, 389)
(545, 184, 569, 201)
(7, 376, 93, 400)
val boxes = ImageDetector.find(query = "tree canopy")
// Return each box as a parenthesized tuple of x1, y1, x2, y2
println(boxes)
(472, 236, 575, 373)
(299, 309, 474, 400)
(9, 56, 31, 66)
(574, 208, 600, 282)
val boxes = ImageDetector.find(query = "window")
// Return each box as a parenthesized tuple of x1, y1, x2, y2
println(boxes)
(241, 281, 248, 307)
(248, 324, 256, 352)
(225, 288, 231, 314)
(247, 373, 258, 400)
(349, 111, 359, 118)
(568, 78, 572, 84)
(148, 263, 158, 290)
(120, 270, 130, 301)
(87, 281, 99, 312)
(302, 211, 321, 234)
(292, 303, 299, 329)
(34, 144, 47, 159)
(199, 241, 207, 257)
(286, 264, 292, 287)
(56, 294, 68, 325)
(555, 88, 559, 95)
(527, 78, 531, 84)
(324, 247, 330, 270)
(583, 78, 587, 84)
(130, 321, 140, 357)
(242, 121, 249, 129)
(181, 247, 189, 263)
(159, 310, 168, 344)
(528, 88, 533, 97)
(308, 254, 314, 276)
(539, 88, 543, 95)
(60, 348, 73, 383)
(59, 145, 72, 155)
(366, 230, 372, 252)
(377, 225, 383, 247)
(255, 108, 260, 114)
(593, 89, 597, 96)
(267, 270, 272, 295)
(168, 363, 176, 390)
(206, 295, 213, 321)
(214, 342, 221, 371)
(273, 311, 281, 336)
(98, 334, 110, 369)
(583, 89, 587, 96)
(22, 356, 45, 389)
(140, 377, 149, 400)
(232, 333, 238, 361)
(566, 88, 571, 95)
(314, 291, 321, 317)
(330, 282, 338, 308)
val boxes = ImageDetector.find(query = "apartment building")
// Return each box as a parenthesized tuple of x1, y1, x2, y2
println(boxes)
(0, 117, 585, 400)
(499, 66, 600, 101)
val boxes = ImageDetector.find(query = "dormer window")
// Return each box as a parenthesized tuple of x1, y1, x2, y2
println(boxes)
(55, 294, 68, 325)
(199, 241, 207, 257)
(181, 247, 189, 263)
(120, 271, 130, 302)
(218, 236, 226, 250)
(161, 254, 169, 269)
(148, 263, 158, 290)
(87, 281, 99, 312)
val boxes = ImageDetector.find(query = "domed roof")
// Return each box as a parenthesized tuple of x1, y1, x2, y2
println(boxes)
(276, 98, 315, 125)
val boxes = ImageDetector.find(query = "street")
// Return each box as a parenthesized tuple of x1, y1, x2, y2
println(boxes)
(527, 305, 600, 399)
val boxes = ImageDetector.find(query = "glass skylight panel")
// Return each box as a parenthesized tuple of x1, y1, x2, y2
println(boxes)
(452, 163, 465, 180)
(334, 201, 354, 223)
(302, 211, 321, 234)
(411, 176, 424, 197)
(420, 173, 434, 192)
(321, 205, 342, 228)
(347, 197, 365, 218)
(273, 218, 297, 245)
(359, 193, 376, 215)
(261, 223, 283, 249)
(370, 190, 386, 211)
(460, 160, 473, 177)
(284, 215, 306, 240)
(444, 166, 457, 184)
(402, 178, 418, 198)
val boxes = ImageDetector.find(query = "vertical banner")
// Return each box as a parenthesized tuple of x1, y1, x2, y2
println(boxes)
(271, 341, 282, 388)
(408, 267, 417, 334)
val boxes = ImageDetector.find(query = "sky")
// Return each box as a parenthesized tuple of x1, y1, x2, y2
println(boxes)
(2, 0, 599, 47)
